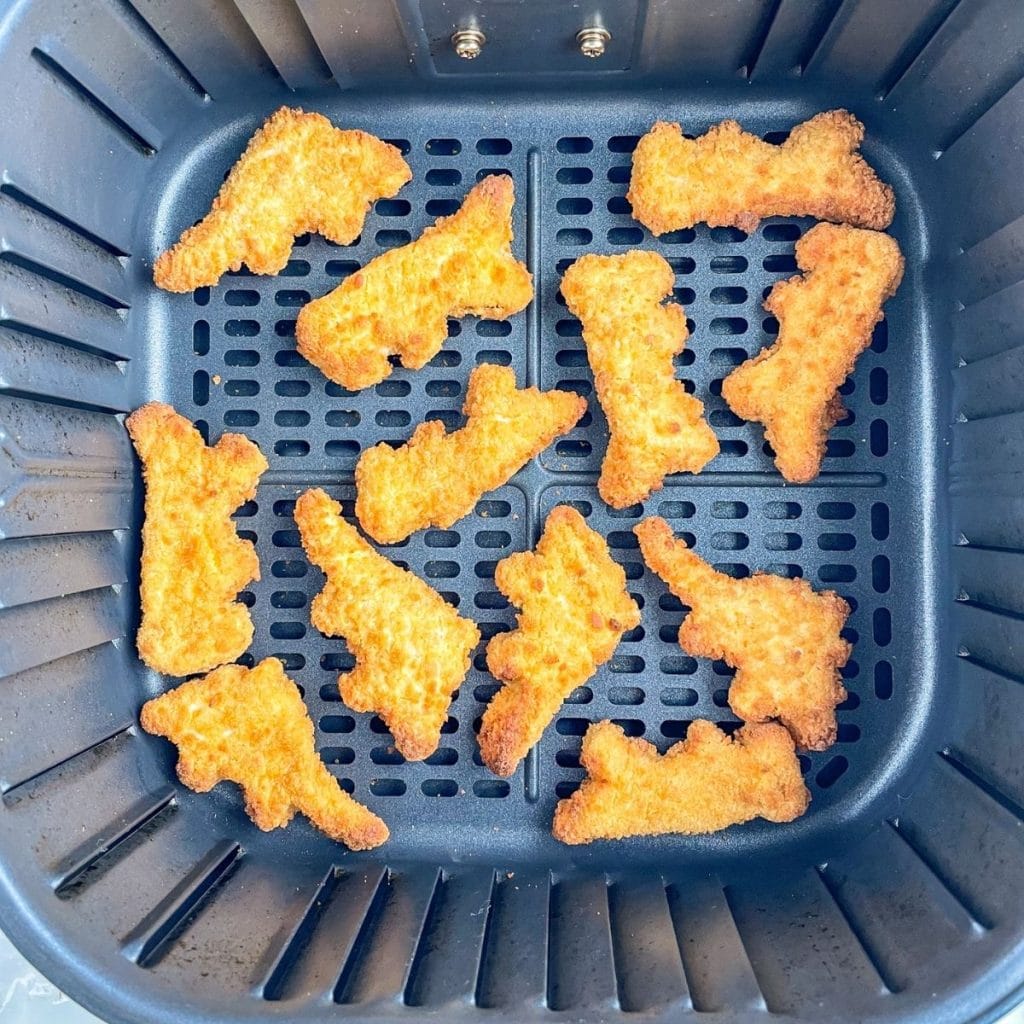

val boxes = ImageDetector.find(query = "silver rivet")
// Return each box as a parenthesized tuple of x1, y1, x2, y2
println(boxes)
(451, 27, 486, 60)
(576, 26, 610, 58)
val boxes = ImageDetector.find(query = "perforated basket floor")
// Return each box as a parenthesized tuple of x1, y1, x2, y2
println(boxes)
(135, 93, 931, 871)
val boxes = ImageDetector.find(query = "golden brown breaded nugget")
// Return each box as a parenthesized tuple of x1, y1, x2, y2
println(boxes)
(296, 175, 533, 390)
(636, 517, 850, 750)
(154, 107, 411, 292)
(141, 658, 388, 849)
(560, 251, 719, 507)
(628, 110, 895, 235)
(125, 403, 268, 677)
(296, 488, 480, 761)
(722, 224, 903, 483)
(552, 719, 809, 844)
(356, 365, 585, 543)
(478, 506, 641, 777)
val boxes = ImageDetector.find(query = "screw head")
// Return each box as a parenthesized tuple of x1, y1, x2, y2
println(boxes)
(451, 28, 486, 60)
(576, 26, 611, 59)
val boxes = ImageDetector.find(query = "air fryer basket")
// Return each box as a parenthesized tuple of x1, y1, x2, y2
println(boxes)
(1, 0, 1022, 1022)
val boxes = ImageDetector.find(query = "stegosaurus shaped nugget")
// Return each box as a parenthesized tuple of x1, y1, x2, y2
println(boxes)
(553, 719, 809, 844)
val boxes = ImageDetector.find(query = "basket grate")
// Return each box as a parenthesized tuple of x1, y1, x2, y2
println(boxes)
(168, 117, 901, 858)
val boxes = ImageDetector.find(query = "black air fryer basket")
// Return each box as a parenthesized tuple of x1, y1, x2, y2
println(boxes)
(1, 1, 1023, 1022)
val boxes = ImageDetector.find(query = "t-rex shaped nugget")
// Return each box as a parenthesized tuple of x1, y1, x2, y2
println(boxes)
(636, 517, 850, 750)
(141, 658, 388, 850)
(628, 110, 895, 235)
(560, 251, 719, 507)
(126, 403, 268, 677)
(154, 107, 411, 292)
(722, 223, 903, 483)
(356, 365, 586, 543)
(296, 175, 533, 390)
(295, 488, 480, 761)
(478, 506, 641, 777)
(552, 719, 809, 844)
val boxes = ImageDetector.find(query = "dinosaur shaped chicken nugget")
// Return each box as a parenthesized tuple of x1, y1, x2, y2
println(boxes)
(296, 175, 533, 390)
(628, 109, 894, 235)
(296, 488, 480, 761)
(141, 659, 389, 849)
(636, 517, 850, 750)
(126, 403, 267, 677)
(552, 719, 809, 844)
(478, 506, 641, 777)
(154, 107, 411, 292)
(560, 251, 718, 507)
(722, 223, 903, 483)
(355, 364, 585, 543)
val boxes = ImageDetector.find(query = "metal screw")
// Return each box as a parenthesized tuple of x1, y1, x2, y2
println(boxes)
(451, 27, 486, 60)
(576, 26, 611, 58)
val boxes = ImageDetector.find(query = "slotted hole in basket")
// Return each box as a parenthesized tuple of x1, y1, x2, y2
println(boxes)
(370, 780, 406, 796)
(555, 439, 592, 457)
(426, 198, 459, 216)
(557, 167, 592, 184)
(376, 229, 411, 248)
(321, 747, 354, 765)
(225, 320, 259, 338)
(557, 136, 593, 153)
(608, 686, 645, 704)
(422, 780, 458, 797)
(326, 259, 360, 278)
(557, 197, 592, 215)
(474, 780, 510, 798)
(371, 746, 405, 766)
(426, 138, 460, 155)
(321, 715, 355, 734)
(609, 227, 643, 244)
(426, 168, 461, 186)
(556, 228, 592, 245)
(274, 439, 309, 457)
(193, 320, 209, 354)
(192, 370, 209, 406)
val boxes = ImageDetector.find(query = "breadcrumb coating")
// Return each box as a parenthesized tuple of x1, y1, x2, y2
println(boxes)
(722, 223, 904, 482)
(636, 517, 850, 750)
(552, 719, 809, 844)
(355, 364, 585, 543)
(295, 488, 480, 761)
(296, 175, 533, 390)
(125, 403, 267, 677)
(478, 506, 641, 777)
(560, 251, 718, 507)
(154, 107, 411, 292)
(628, 110, 894, 235)
(141, 659, 388, 849)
